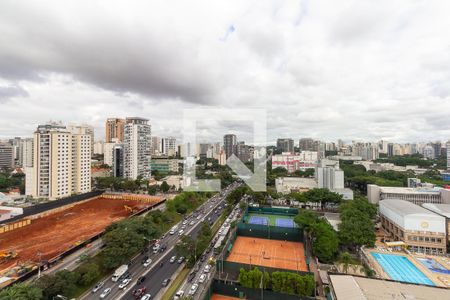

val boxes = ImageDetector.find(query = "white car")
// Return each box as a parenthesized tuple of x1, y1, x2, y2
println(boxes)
(92, 281, 104, 293)
(182, 220, 188, 225)
(170, 256, 177, 263)
(204, 265, 211, 273)
(99, 288, 111, 298)
(188, 283, 199, 295)
(119, 278, 131, 289)
(196, 215, 202, 220)
(173, 290, 184, 300)
(178, 229, 184, 236)
(189, 220, 195, 226)
(141, 294, 152, 300)
(198, 274, 207, 283)
(143, 258, 152, 267)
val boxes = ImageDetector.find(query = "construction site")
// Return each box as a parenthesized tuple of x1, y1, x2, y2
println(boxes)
(0, 194, 163, 280)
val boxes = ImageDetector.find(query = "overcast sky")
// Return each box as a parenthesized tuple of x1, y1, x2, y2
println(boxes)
(1, 0, 450, 144)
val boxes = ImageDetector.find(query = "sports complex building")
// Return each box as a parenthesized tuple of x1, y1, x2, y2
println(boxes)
(208, 207, 314, 299)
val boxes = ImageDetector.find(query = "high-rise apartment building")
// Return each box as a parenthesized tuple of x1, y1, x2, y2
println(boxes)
(161, 137, 177, 156)
(446, 141, 450, 170)
(0, 143, 14, 170)
(105, 118, 125, 143)
(112, 144, 124, 177)
(68, 124, 94, 157)
(299, 138, 315, 151)
(123, 117, 151, 180)
(19, 138, 34, 167)
(151, 136, 161, 155)
(236, 141, 251, 162)
(276, 138, 294, 153)
(25, 123, 91, 200)
(423, 145, 435, 159)
(224, 134, 237, 159)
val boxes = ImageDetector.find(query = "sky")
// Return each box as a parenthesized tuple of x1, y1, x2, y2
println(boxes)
(0, 0, 450, 144)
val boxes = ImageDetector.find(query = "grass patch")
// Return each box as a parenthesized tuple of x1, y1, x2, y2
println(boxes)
(161, 268, 190, 300)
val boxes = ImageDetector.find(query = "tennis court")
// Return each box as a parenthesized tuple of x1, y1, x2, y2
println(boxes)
(226, 236, 308, 272)
(246, 213, 297, 228)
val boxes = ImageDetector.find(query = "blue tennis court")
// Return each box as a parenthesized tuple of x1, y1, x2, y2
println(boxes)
(276, 218, 295, 228)
(248, 216, 269, 225)
(371, 252, 435, 286)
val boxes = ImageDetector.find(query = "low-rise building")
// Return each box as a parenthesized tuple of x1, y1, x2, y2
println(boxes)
(275, 177, 317, 194)
(271, 151, 317, 173)
(379, 199, 447, 254)
(422, 203, 450, 244)
(368, 184, 450, 205)
(329, 274, 450, 300)
(150, 158, 178, 174)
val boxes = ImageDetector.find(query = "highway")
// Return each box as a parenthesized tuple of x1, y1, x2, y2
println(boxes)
(177, 203, 242, 299)
(82, 182, 239, 300)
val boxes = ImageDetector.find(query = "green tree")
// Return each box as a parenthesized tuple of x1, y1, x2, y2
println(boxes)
(0, 283, 43, 300)
(301, 188, 343, 210)
(160, 181, 170, 193)
(338, 252, 353, 273)
(36, 270, 80, 299)
(77, 263, 100, 286)
(147, 185, 158, 195)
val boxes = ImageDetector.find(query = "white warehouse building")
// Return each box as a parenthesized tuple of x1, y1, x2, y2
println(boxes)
(368, 184, 450, 205)
(379, 199, 447, 254)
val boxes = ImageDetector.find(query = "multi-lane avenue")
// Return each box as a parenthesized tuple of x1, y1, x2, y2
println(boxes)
(82, 182, 239, 300)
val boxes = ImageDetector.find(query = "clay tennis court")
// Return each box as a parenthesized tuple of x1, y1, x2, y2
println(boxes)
(211, 295, 241, 300)
(0, 196, 159, 273)
(226, 236, 308, 272)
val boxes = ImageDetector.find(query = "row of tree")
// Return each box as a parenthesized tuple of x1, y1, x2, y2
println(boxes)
(175, 221, 212, 267)
(238, 268, 315, 297)
(289, 188, 343, 210)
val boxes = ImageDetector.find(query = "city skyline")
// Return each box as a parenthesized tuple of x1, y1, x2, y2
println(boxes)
(1, 1, 450, 142)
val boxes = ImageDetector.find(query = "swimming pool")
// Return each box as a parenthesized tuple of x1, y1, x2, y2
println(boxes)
(418, 258, 450, 275)
(371, 253, 435, 286)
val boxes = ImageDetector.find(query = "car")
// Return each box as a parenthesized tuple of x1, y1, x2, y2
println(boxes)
(173, 290, 185, 300)
(182, 220, 188, 225)
(91, 281, 104, 293)
(181, 225, 186, 230)
(161, 233, 167, 239)
(204, 265, 211, 273)
(189, 220, 195, 226)
(178, 229, 184, 236)
(133, 287, 147, 298)
(198, 274, 207, 283)
(142, 255, 149, 263)
(159, 244, 167, 252)
(170, 256, 177, 263)
(119, 278, 132, 289)
(136, 276, 146, 285)
(143, 258, 152, 267)
(188, 283, 199, 295)
(162, 278, 171, 286)
(200, 254, 206, 262)
(141, 294, 152, 300)
(196, 215, 202, 220)
(177, 256, 184, 264)
(99, 288, 111, 299)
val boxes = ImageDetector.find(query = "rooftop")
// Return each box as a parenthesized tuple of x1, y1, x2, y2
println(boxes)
(379, 186, 442, 194)
(422, 203, 450, 218)
(330, 275, 450, 300)
(379, 199, 441, 218)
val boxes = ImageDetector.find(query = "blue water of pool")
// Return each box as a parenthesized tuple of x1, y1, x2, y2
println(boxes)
(371, 252, 435, 286)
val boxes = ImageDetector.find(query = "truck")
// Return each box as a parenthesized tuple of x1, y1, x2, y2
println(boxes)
(112, 264, 128, 282)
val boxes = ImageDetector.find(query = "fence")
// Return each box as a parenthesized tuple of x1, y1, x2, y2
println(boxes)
(0, 218, 31, 234)
(2, 190, 104, 224)
(237, 222, 303, 242)
(203, 279, 315, 300)
(247, 206, 299, 216)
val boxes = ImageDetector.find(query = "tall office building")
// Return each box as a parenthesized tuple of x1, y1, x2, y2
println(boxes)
(236, 141, 251, 162)
(432, 142, 442, 158)
(423, 145, 435, 159)
(0, 143, 14, 170)
(387, 143, 394, 157)
(25, 123, 91, 200)
(123, 117, 151, 180)
(161, 137, 177, 156)
(299, 138, 315, 151)
(276, 138, 294, 153)
(112, 144, 124, 177)
(105, 118, 125, 143)
(223, 134, 237, 159)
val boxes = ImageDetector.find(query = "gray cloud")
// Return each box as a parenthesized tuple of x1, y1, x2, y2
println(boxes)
(0, 0, 450, 143)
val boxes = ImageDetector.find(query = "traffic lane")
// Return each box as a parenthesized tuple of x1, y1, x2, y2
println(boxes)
(122, 204, 225, 299)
